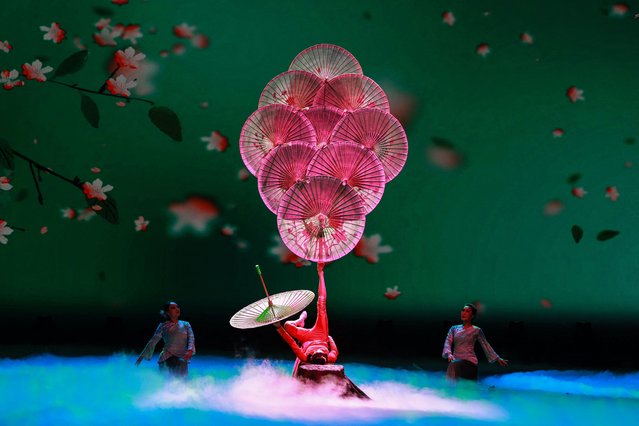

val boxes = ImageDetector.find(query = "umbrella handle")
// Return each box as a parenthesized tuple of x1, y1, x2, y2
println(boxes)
(255, 264, 274, 307)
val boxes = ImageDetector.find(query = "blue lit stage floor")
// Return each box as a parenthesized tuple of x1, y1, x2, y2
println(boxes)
(2, 354, 638, 425)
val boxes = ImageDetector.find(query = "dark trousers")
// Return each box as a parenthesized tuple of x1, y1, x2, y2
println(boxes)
(446, 359, 478, 381)
(160, 356, 188, 377)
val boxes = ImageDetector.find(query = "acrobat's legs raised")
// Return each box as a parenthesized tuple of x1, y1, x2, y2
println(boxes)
(290, 310, 307, 327)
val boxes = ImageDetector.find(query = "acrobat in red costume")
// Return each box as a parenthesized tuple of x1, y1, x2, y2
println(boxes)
(274, 262, 338, 376)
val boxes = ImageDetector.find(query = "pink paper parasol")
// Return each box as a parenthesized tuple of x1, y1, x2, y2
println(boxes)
(307, 141, 386, 214)
(258, 70, 323, 110)
(289, 44, 363, 81)
(277, 176, 366, 263)
(302, 106, 344, 147)
(330, 109, 408, 182)
(257, 142, 319, 214)
(313, 74, 390, 112)
(239, 105, 316, 176)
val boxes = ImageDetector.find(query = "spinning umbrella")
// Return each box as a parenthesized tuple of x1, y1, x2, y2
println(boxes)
(289, 43, 363, 81)
(239, 104, 317, 176)
(258, 70, 323, 110)
(257, 142, 318, 214)
(307, 141, 386, 214)
(314, 74, 390, 112)
(302, 106, 344, 147)
(277, 176, 366, 263)
(330, 108, 408, 182)
(230, 265, 315, 329)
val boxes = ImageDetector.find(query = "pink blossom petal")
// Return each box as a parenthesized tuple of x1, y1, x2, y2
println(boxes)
(442, 11, 455, 26)
(566, 86, 585, 103)
(544, 199, 564, 216)
(571, 187, 587, 199)
(519, 32, 533, 44)
(476, 43, 490, 57)
(605, 186, 619, 201)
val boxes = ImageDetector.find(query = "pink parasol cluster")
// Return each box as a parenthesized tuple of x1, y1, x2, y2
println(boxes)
(239, 44, 408, 263)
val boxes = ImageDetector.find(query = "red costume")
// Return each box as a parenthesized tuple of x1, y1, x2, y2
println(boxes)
(275, 262, 339, 376)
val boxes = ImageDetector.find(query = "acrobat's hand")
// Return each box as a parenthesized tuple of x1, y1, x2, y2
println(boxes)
(447, 355, 455, 363)
(497, 357, 508, 367)
(135, 356, 143, 366)
(317, 262, 325, 272)
(184, 350, 193, 362)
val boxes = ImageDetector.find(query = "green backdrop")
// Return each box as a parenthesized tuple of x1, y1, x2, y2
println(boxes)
(2, 0, 638, 342)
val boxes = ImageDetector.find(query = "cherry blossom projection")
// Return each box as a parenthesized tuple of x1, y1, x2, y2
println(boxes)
(552, 128, 565, 138)
(354, 233, 393, 263)
(442, 11, 456, 26)
(0, 219, 14, 245)
(134, 216, 149, 232)
(0, 176, 13, 191)
(0, 135, 119, 226)
(3, 21, 185, 142)
(168, 195, 219, 236)
(384, 285, 401, 300)
(520, 32, 534, 44)
(1, 69, 24, 89)
(0, 40, 12, 53)
(543, 199, 564, 216)
(201, 130, 229, 152)
(571, 187, 587, 199)
(61, 208, 77, 219)
(605, 186, 619, 201)
(40, 22, 66, 44)
(239, 44, 408, 263)
(566, 86, 585, 103)
(476, 43, 490, 57)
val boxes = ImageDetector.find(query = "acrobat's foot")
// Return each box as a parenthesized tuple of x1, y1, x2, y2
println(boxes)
(292, 310, 307, 327)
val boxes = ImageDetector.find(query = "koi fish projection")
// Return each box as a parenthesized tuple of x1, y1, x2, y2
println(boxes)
(230, 44, 408, 398)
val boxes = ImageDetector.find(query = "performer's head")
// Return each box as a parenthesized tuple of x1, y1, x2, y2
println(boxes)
(308, 349, 328, 365)
(461, 303, 477, 322)
(161, 301, 181, 321)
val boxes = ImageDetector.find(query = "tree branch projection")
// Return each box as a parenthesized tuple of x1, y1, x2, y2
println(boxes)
(0, 138, 119, 228)
(1, 18, 188, 240)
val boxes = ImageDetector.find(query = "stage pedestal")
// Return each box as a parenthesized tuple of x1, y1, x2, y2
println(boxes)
(297, 364, 370, 399)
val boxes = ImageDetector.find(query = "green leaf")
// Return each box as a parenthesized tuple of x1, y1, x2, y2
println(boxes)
(596, 230, 619, 241)
(80, 94, 100, 128)
(92, 6, 114, 16)
(0, 138, 15, 170)
(431, 137, 454, 148)
(87, 196, 119, 225)
(148, 106, 182, 141)
(53, 50, 89, 78)
(571, 225, 583, 243)
(566, 173, 581, 184)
